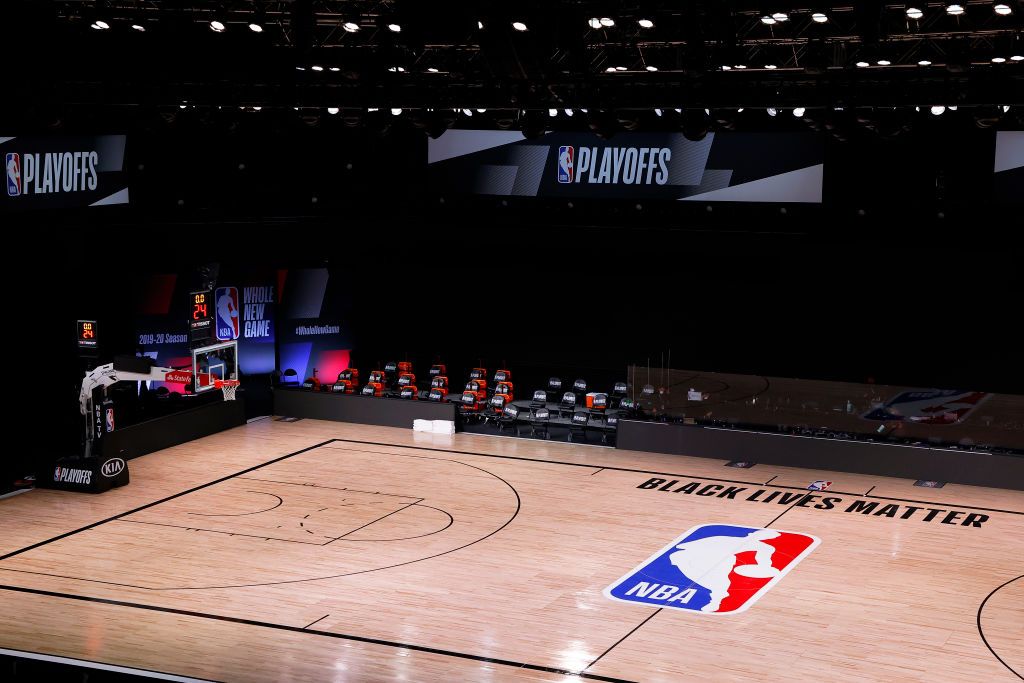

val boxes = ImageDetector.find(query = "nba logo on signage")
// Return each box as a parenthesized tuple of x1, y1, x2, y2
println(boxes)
(605, 524, 819, 614)
(215, 286, 240, 341)
(6, 153, 21, 197)
(557, 146, 574, 184)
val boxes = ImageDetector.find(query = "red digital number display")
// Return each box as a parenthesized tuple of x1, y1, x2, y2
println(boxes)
(192, 292, 209, 320)
(77, 320, 98, 349)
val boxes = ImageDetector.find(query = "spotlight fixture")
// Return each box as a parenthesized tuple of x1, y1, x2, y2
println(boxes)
(599, 17, 615, 27)
(463, 109, 473, 116)
(773, 12, 790, 22)
(877, 59, 892, 65)
(248, 22, 263, 33)
(391, 108, 402, 116)
(512, 21, 528, 31)
(329, 67, 340, 72)
(615, 66, 627, 71)
(722, 65, 732, 71)
(1012, 55, 1024, 61)
(342, 22, 360, 33)
(327, 107, 339, 115)
(930, 105, 946, 115)
(645, 65, 658, 72)
(994, 4, 1012, 15)
(765, 63, 778, 69)
(548, 108, 558, 117)
(209, 20, 226, 33)
(588, 18, 602, 29)
(767, 107, 778, 116)
(918, 59, 933, 65)
(812, 12, 828, 23)
(605, 67, 617, 72)
(311, 65, 323, 71)
(131, 24, 145, 32)
(793, 107, 807, 117)
(92, 19, 110, 30)
(946, 4, 965, 16)
(761, 15, 777, 25)
(295, 66, 306, 71)
(387, 66, 406, 72)
(564, 109, 574, 117)
(638, 18, 654, 28)
(735, 64, 747, 69)
(387, 23, 401, 32)
(427, 67, 439, 73)
(906, 7, 923, 19)
(856, 60, 870, 67)
(992, 56, 1007, 62)
(477, 21, 484, 29)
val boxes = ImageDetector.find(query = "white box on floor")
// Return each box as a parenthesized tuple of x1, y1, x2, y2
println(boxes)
(413, 419, 432, 432)
(431, 419, 455, 434)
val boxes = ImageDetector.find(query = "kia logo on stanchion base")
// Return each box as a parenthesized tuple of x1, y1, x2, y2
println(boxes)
(101, 458, 126, 478)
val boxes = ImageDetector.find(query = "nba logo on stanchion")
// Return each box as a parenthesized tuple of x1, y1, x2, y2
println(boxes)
(215, 286, 240, 341)
(6, 153, 21, 197)
(557, 146, 574, 183)
(605, 524, 819, 614)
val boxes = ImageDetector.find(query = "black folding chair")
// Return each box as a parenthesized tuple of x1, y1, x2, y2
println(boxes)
(496, 403, 521, 434)
(558, 391, 577, 419)
(547, 377, 562, 401)
(531, 408, 551, 439)
(530, 389, 547, 412)
(568, 411, 589, 442)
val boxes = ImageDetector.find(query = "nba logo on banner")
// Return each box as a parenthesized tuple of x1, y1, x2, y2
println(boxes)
(105, 407, 115, 433)
(557, 146, 574, 183)
(6, 153, 21, 197)
(215, 286, 240, 340)
(605, 524, 819, 614)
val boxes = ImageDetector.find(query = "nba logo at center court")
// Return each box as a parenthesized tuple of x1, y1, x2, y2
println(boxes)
(215, 286, 240, 340)
(557, 146, 573, 183)
(605, 524, 819, 614)
(6, 153, 21, 197)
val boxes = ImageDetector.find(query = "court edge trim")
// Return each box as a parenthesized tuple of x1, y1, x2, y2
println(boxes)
(0, 585, 635, 683)
(976, 574, 1024, 681)
(0, 647, 221, 683)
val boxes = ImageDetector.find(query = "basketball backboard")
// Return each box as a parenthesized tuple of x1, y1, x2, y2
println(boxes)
(192, 341, 239, 393)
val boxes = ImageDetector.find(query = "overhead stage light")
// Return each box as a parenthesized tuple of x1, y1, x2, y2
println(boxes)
(329, 67, 340, 72)
(918, 59, 932, 65)
(856, 61, 870, 67)
(877, 59, 892, 65)
(994, 4, 1013, 15)
(343, 22, 360, 33)
(387, 23, 401, 33)
(773, 12, 790, 22)
(767, 107, 778, 116)
(1012, 55, 1024, 61)
(646, 65, 658, 71)
(248, 22, 263, 33)
(599, 18, 615, 27)
(391, 108, 402, 116)
(930, 105, 946, 115)
(512, 21, 528, 31)
(638, 19, 654, 29)
(427, 67, 439, 73)
(92, 20, 110, 30)
(131, 23, 145, 32)
(793, 107, 806, 117)
(812, 13, 828, 23)
(209, 20, 226, 33)
(906, 7, 923, 19)
(761, 15, 777, 25)
(992, 56, 1007, 63)
(765, 63, 778, 69)
(327, 107, 339, 115)
(311, 65, 323, 71)
(588, 18, 602, 29)
(946, 4, 965, 16)
(548, 108, 558, 117)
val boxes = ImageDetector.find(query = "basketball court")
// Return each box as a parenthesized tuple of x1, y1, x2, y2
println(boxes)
(2, 419, 1020, 682)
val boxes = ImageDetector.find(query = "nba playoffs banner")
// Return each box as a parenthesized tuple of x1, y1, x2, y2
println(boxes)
(277, 268, 353, 384)
(428, 130, 823, 203)
(1, 135, 128, 211)
(994, 131, 1023, 203)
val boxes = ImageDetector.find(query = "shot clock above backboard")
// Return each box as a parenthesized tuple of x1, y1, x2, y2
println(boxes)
(77, 320, 98, 352)
(189, 289, 214, 347)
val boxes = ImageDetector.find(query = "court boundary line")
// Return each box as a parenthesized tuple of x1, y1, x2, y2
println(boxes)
(977, 574, 1024, 681)
(0, 584, 635, 683)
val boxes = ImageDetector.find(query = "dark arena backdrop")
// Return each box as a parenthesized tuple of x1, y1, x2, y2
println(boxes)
(2, 0, 1022, 481)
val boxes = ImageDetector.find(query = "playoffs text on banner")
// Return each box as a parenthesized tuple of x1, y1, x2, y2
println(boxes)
(605, 524, 819, 614)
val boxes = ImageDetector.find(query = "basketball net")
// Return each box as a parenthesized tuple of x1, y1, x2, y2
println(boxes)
(215, 379, 241, 401)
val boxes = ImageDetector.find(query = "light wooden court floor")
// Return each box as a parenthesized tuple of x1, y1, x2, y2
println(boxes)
(0, 418, 1021, 682)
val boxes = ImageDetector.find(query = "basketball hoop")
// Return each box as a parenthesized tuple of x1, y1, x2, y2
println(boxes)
(215, 379, 241, 401)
